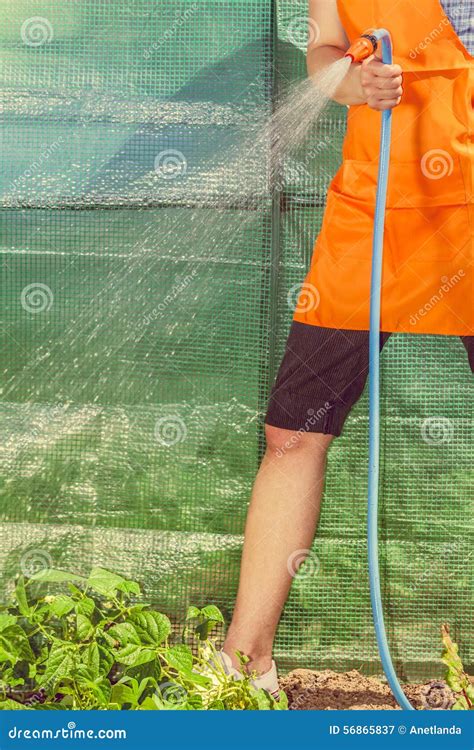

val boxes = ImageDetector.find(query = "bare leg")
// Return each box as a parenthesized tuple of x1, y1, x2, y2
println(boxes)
(223, 424, 334, 674)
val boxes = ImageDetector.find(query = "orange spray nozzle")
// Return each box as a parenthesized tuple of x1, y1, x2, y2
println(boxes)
(345, 33, 378, 63)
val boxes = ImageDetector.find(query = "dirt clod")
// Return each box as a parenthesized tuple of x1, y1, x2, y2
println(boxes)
(279, 669, 455, 711)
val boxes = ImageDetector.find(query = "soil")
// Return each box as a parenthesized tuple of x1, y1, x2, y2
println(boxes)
(279, 669, 455, 711)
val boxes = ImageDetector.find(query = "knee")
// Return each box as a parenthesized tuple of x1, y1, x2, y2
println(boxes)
(264, 423, 333, 459)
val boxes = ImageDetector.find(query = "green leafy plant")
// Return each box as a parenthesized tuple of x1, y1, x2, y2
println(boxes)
(441, 624, 473, 710)
(0, 568, 287, 711)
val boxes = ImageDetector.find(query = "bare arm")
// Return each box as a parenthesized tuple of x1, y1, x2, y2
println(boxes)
(307, 0, 365, 105)
(307, 0, 403, 110)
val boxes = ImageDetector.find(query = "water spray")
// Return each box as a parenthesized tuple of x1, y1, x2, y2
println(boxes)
(345, 29, 416, 712)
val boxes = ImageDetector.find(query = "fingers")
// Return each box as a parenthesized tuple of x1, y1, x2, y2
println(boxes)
(366, 82, 403, 109)
(363, 58, 403, 78)
(364, 80, 403, 96)
(361, 57, 403, 110)
(366, 91, 403, 110)
(361, 63, 403, 87)
(367, 83, 403, 98)
(366, 97, 402, 111)
(370, 74, 403, 90)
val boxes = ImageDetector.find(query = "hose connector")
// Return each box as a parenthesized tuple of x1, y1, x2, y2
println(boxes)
(345, 32, 378, 63)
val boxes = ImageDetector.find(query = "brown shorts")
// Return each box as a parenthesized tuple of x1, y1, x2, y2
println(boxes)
(265, 322, 474, 437)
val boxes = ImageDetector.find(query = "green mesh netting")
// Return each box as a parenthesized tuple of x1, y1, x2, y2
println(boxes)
(1, 0, 472, 682)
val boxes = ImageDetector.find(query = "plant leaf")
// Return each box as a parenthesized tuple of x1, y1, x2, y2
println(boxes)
(209, 699, 225, 710)
(452, 697, 469, 710)
(446, 672, 463, 693)
(110, 683, 137, 707)
(253, 688, 273, 710)
(186, 606, 201, 620)
(75, 597, 95, 618)
(115, 644, 156, 667)
(0, 626, 34, 664)
(130, 611, 171, 646)
(116, 580, 141, 597)
(88, 678, 112, 706)
(465, 685, 474, 703)
(15, 577, 31, 617)
(98, 645, 114, 676)
(49, 595, 75, 618)
(0, 699, 33, 710)
(0, 614, 17, 632)
(178, 668, 212, 688)
(108, 622, 140, 647)
(86, 568, 127, 598)
(43, 642, 75, 689)
(200, 605, 225, 624)
(138, 696, 160, 710)
(30, 703, 65, 711)
(165, 644, 193, 673)
(67, 583, 83, 597)
(30, 570, 85, 584)
(273, 691, 288, 710)
(76, 614, 94, 641)
(125, 657, 161, 684)
(187, 693, 204, 709)
(81, 643, 100, 681)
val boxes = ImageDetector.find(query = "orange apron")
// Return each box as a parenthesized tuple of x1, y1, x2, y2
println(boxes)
(294, 0, 473, 335)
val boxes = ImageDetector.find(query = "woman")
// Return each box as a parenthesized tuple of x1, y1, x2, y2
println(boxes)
(222, 0, 473, 696)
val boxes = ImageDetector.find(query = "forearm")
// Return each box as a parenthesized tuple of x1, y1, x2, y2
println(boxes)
(307, 45, 366, 106)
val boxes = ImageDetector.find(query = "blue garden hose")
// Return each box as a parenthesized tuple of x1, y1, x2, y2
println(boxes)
(367, 29, 415, 711)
